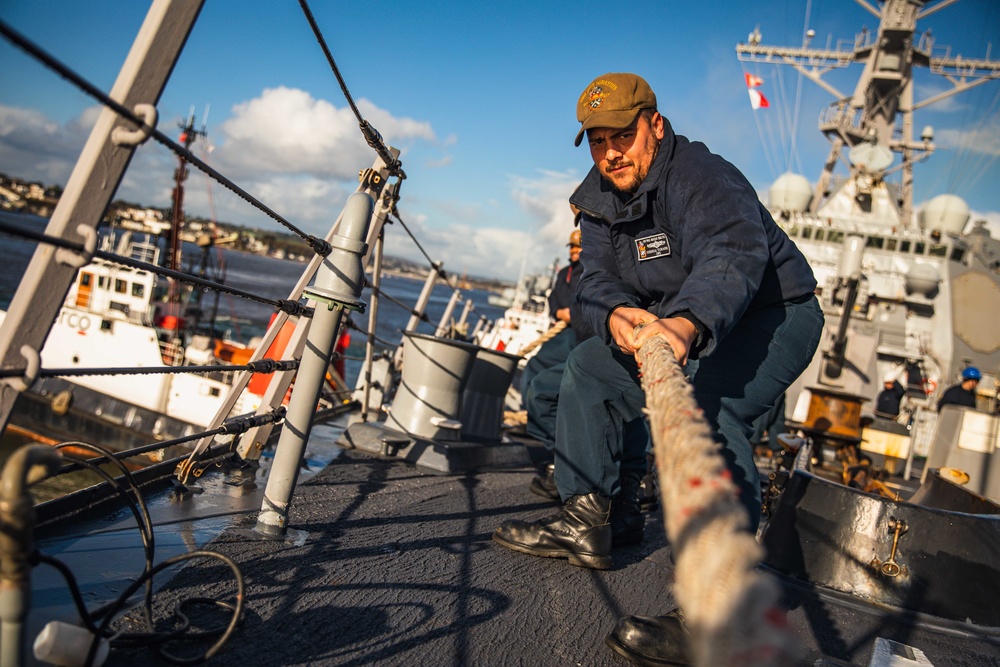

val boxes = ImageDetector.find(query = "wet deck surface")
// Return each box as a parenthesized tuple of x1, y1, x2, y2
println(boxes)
(25, 427, 1000, 666)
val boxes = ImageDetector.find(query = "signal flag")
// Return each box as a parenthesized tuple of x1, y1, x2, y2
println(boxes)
(748, 88, 770, 109)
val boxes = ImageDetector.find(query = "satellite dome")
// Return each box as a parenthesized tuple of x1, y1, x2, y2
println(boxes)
(919, 194, 970, 235)
(768, 173, 812, 213)
(905, 263, 941, 298)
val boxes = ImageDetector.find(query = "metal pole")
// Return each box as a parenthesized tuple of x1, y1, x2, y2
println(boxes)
(1, 446, 63, 667)
(471, 314, 488, 339)
(254, 193, 372, 538)
(434, 289, 462, 337)
(404, 263, 441, 333)
(361, 229, 385, 421)
(457, 297, 474, 329)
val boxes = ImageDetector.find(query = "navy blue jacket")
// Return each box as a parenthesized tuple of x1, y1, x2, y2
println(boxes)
(937, 383, 977, 411)
(548, 259, 595, 344)
(568, 120, 816, 357)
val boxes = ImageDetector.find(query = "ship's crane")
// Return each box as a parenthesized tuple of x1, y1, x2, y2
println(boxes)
(736, 0, 1000, 224)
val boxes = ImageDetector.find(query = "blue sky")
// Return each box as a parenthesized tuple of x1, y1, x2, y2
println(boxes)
(1, 0, 998, 282)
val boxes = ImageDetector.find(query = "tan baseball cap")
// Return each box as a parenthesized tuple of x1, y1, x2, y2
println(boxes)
(575, 73, 657, 147)
(567, 229, 582, 247)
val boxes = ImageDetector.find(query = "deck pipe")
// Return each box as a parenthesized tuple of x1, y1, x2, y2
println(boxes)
(434, 289, 462, 337)
(404, 263, 442, 334)
(254, 193, 372, 539)
(1, 445, 63, 667)
(457, 297, 474, 331)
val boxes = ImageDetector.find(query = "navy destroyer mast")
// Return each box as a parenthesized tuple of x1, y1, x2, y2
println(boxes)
(737, 0, 1000, 497)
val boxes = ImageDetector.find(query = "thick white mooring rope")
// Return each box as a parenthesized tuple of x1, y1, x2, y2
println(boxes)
(636, 336, 799, 667)
(517, 320, 567, 357)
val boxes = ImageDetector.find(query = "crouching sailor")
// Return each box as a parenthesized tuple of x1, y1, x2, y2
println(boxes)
(492, 72, 823, 665)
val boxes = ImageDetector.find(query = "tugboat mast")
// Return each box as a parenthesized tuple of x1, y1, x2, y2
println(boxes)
(167, 112, 207, 277)
(736, 0, 1000, 224)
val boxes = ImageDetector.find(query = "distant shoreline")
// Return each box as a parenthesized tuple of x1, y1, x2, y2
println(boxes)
(380, 267, 508, 293)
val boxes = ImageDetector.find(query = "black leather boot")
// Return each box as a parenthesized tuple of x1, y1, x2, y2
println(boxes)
(492, 493, 612, 569)
(638, 470, 659, 511)
(605, 610, 691, 666)
(528, 462, 559, 500)
(611, 471, 644, 546)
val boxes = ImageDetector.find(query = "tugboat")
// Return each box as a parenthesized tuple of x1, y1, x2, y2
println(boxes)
(0, 115, 290, 457)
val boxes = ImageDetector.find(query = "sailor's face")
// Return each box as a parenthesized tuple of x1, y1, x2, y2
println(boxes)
(568, 245, 581, 262)
(587, 111, 664, 194)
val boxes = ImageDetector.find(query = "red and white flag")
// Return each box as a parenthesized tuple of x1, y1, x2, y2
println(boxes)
(747, 88, 770, 109)
(744, 72, 765, 88)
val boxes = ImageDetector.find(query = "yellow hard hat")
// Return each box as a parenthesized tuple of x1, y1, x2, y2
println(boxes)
(567, 229, 582, 247)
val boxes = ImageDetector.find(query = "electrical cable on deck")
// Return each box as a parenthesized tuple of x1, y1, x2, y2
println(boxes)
(635, 333, 799, 667)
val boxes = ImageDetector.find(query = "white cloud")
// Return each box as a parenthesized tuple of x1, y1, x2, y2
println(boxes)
(374, 169, 583, 282)
(934, 120, 1000, 156)
(213, 87, 434, 181)
(0, 104, 94, 183)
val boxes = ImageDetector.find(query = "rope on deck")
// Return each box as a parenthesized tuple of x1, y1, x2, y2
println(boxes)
(517, 320, 567, 357)
(635, 335, 798, 667)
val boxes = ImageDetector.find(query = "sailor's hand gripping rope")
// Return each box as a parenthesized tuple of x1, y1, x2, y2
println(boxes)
(634, 325, 799, 667)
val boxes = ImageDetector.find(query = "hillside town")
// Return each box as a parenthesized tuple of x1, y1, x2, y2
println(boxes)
(0, 172, 511, 290)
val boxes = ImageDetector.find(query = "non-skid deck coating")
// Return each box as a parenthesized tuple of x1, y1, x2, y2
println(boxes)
(90, 446, 1000, 667)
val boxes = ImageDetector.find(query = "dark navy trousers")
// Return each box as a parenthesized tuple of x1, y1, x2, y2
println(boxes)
(519, 327, 577, 409)
(526, 360, 648, 462)
(552, 296, 823, 530)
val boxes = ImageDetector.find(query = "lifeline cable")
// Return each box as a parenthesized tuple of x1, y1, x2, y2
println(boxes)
(297, 0, 405, 179)
(390, 209, 445, 276)
(635, 333, 799, 667)
(0, 19, 332, 258)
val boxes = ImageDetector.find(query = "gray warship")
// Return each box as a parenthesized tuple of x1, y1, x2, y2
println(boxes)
(738, 0, 1000, 499)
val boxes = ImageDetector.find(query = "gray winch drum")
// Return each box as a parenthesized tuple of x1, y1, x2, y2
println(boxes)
(460, 347, 521, 442)
(385, 331, 480, 440)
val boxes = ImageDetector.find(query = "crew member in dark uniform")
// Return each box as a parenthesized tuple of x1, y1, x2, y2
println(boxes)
(874, 371, 906, 419)
(493, 72, 824, 666)
(519, 226, 585, 402)
(937, 367, 981, 410)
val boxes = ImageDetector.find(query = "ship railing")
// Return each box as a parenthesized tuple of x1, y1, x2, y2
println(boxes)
(818, 100, 864, 135)
(0, 3, 503, 658)
(0, 0, 498, 492)
(0, 0, 482, 489)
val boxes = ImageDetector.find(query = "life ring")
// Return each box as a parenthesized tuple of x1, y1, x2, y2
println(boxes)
(923, 379, 937, 395)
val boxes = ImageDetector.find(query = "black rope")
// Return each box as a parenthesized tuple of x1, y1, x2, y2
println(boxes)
(391, 209, 446, 278)
(0, 19, 331, 258)
(343, 317, 398, 349)
(365, 280, 429, 322)
(297, 0, 406, 180)
(0, 218, 313, 318)
(0, 358, 298, 381)
(46, 410, 286, 477)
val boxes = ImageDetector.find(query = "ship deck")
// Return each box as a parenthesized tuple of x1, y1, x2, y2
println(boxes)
(24, 417, 1000, 667)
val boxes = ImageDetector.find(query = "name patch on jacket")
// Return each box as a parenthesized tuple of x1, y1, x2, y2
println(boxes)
(635, 233, 670, 261)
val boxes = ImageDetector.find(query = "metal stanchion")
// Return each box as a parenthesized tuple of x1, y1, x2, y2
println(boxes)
(254, 193, 372, 538)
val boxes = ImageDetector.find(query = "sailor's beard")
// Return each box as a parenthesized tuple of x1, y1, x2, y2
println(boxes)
(603, 142, 658, 195)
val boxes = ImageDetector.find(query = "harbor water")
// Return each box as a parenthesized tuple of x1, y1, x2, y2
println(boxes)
(0, 210, 510, 474)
